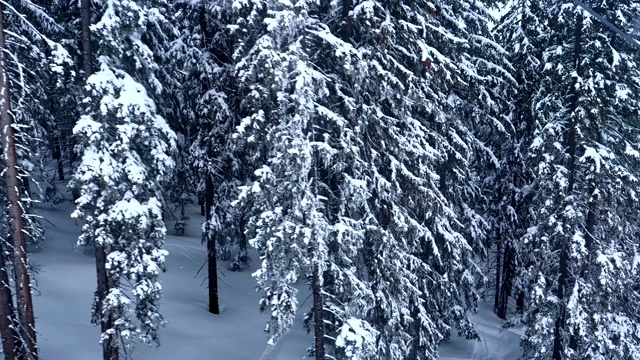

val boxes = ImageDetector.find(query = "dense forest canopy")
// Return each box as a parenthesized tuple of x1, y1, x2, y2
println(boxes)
(0, 0, 638, 359)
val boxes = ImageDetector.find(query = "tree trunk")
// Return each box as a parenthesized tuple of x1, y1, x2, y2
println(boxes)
(53, 141, 64, 181)
(237, 215, 247, 264)
(552, 240, 570, 360)
(73, 0, 92, 203)
(553, 12, 583, 360)
(95, 246, 118, 360)
(81, 0, 92, 80)
(493, 230, 502, 315)
(0, 244, 17, 360)
(341, 0, 353, 40)
(0, 6, 37, 359)
(516, 291, 524, 313)
(312, 266, 325, 360)
(497, 242, 514, 319)
(205, 175, 219, 314)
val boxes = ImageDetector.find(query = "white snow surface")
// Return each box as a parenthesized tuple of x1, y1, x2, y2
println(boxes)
(32, 202, 522, 359)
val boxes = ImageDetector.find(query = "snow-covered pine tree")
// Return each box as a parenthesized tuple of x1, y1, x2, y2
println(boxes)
(232, 0, 330, 355)
(425, 0, 516, 331)
(317, 0, 512, 357)
(489, 0, 546, 319)
(233, 0, 509, 357)
(38, 0, 82, 189)
(170, 0, 246, 313)
(517, 1, 640, 358)
(0, 0, 73, 357)
(231, 1, 380, 358)
(302, 1, 443, 358)
(70, 0, 176, 357)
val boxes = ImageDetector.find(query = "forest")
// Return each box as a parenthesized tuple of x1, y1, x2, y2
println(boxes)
(0, 0, 637, 359)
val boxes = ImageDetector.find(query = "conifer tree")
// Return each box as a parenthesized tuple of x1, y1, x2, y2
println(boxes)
(231, 1, 381, 358)
(489, 0, 546, 319)
(71, 0, 176, 357)
(170, 0, 244, 312)
(514, 1, 640, 358)
(0, 0, 73, 357)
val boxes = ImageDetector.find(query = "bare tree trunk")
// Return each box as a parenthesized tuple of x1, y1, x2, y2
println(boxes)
(0, 5, 37, 358)
(312, 267, 325, 360)
(95, 246, 118, 360)
(0, 243, 17, 360)
(205, 175, 219, 314)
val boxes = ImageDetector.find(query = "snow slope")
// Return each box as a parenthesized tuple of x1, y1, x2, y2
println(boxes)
(31, 202, 521, 359)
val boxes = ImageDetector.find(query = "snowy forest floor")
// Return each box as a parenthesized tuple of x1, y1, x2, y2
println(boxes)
(30, 201, 522, 359)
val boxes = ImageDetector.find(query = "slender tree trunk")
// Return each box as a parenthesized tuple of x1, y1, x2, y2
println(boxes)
(205, 175, 219, 314)
(95, 246, 118, 360)
(0, 244, 17, 360)
(312, 266, 325, 360)
(493, 230, 502, 314)
(73, 0, 92, 201)
(553, 12, 583, 360)
(0, 6, 37, 359)
(516, 291, 524, 313)
(552, 242, 569, 360)
(497, 242, 514, 319)
(54, 143, 64, 181)
(341, 0, 353, 40)
(57, 159, 64, 181)
(81, 0, 92, 79)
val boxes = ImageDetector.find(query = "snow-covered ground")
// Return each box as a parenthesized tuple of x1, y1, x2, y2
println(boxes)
(31, 202, 521, 359)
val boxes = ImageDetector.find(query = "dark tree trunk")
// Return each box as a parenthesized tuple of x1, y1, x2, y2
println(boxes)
(229, 215, 248, 271)
(341, 0, 353, 41)
(53, 141, 64, 181)
(205, 175, 219, 314)
(493, 230, 502, 315)
(312, 267, 325, 360)
(73, 0, 92, 202)
(553, 12, 583, 360)
(552, 241, 570, 360)
(497, 242, 515, 319)
(0, 6, 37, 359)
(81, 0, 92, 80)
(57, 154, 64, 181)
(0, 244, 17, 360)
(516, 291, 525, 313)
(238, 218, 247, 262)
(95, 246, 118, 360)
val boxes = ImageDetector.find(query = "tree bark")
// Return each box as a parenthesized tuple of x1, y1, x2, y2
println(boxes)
(0, 5, 37, 359)
(312, 266, 325, 360)
(205, 175, 219, 314)
(0, 244, 17, 360)
(497, 242, 514, 319)
(81, 0, 92, 80)
(95, 246, 118, 360)
(493, 230, 502, 315)
(516, 291, 524, 313)
(341, 0, 353, 41)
